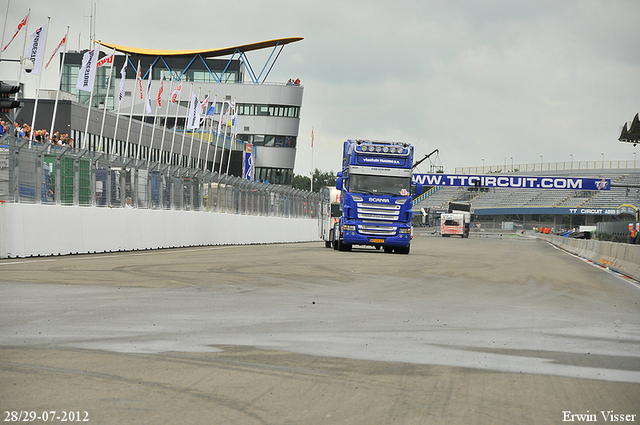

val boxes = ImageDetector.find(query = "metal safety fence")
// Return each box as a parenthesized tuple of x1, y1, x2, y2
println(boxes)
(0, 136, 320, 218)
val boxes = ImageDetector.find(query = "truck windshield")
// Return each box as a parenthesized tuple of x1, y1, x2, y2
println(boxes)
(350, 174, 411, 196)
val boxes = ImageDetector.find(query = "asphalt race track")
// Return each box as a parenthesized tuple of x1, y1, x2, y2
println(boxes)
(1, 231, 639, 424)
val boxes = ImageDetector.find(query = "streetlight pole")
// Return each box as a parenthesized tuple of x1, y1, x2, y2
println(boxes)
(510, 156, 513, 172)
(481, 158, 484, 174)
(601, 152, 604, 169)
(570, 153, 573, 169)
(540, 155, 543, 170)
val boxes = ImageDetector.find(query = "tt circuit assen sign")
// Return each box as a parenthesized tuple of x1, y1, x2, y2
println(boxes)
(412, 174, 611, 191)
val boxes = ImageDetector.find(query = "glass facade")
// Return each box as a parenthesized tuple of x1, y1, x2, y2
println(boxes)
(255, 167, 293, 186)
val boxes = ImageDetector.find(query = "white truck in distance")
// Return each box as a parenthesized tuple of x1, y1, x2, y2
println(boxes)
(441, 202, 472, 238)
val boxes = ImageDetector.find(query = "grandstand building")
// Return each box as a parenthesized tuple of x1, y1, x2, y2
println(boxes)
(413, 165, 640, 232)
(18, 38, 304, 185)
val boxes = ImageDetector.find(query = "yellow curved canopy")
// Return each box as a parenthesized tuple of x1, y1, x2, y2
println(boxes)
(97, 37, 303, 58)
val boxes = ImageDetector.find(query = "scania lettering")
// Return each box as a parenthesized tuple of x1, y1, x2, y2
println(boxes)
(333, 139, 420, 254)
(319, 186, 341, 248)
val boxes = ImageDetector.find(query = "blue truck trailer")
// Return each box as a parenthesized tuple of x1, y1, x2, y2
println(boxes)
(332, 139, 421, 254)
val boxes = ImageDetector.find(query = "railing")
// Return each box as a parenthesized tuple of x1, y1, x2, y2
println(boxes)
(455, 160, 639, 175)
(0, 136, 319, 219)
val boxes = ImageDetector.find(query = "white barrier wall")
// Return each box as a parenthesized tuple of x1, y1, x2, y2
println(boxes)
(541, 234, 640, 282)
(0, 203, 320, 258)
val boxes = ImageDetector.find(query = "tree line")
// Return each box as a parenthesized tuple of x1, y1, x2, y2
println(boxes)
(292, 169, 337, 192)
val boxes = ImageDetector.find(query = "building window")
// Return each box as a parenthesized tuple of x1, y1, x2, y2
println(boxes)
(255, 167, 293, 185)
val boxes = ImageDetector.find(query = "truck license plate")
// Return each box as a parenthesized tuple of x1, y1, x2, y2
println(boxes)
(370, 238, 385, 243)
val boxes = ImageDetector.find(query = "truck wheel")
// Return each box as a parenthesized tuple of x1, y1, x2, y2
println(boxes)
(396, 245, 410, 254)
(339, 242, 351, 252)
(326, 230, 334, 248)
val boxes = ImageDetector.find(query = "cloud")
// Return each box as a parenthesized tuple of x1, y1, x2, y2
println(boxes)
(2, 0, 639, 175)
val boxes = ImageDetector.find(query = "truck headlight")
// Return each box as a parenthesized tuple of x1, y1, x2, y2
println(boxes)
(343, 225, 356, 231)
(399, 228, 411, 234)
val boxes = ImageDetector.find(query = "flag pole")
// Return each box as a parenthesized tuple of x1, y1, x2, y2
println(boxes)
(149, 73, 163, 161)
(187, 86, 201, 167)
(178, 83, 193, 167)
(213, 99, 226, 174)
(49, 26, 69, 139)
(112, 53, 128, 156)
(82, 41, 98, 150)
(0, 0, 10, 62)
(17, 9, 30, 83)
(28, 16, 50, 147)
(98, 47, 115, 153)
(224, 98, 236, 175)
(125, 60, 141, 157)
(136, 65, 151, 160)
(311, 126, 314, 192)
(168, 79, 183, 165)
(204, 93, 216, 171)
(196, 90, 209, 168)
(159, 75, 174, 161)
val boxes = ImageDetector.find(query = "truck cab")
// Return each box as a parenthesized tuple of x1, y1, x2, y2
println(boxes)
(333, 139, 419, 254)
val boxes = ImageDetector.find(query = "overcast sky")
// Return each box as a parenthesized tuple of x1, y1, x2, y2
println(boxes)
(2, 0, 639, 176)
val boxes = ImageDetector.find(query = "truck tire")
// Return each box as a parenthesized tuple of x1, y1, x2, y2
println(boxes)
(326, 229, 334, 248)
(396, 245, 410, 254)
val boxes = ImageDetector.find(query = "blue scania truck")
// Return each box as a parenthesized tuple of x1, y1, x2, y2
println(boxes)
(332, 139, 421, 254)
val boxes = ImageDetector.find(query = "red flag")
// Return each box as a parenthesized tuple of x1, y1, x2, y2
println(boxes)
(157, 79, 163, 107)
(311, 128, 314, 147)
(45, 34, 67, 69)
(2, 14, 28, 52)
(137, 64, 143, 100)
(170, 83, 182, 104)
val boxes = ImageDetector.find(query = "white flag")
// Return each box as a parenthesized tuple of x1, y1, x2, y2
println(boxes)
(24, 23, 48, 76)
(217, 101, 230, 135)
(75, 46, 100, 92)
(170, 83, 182, 104)
(97, 53, 114, 68)
(186, 92, 201, 130)
(231, 108, 238, 135)
(144, 66, 153, 114)
(118, 58, 127, 105)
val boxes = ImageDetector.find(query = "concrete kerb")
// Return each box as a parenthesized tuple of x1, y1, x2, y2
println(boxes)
(541, 234, 640, 282)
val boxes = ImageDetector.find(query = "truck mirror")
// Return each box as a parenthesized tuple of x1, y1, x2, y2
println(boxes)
(412, 183, 423, 196)
(336, 177, 343, 191)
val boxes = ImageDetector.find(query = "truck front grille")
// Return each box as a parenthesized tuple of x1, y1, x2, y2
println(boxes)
(358, 223, 397, 236)
(356, 202, 400, 221)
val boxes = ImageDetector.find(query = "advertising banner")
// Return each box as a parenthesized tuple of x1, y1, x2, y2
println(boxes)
(412, 174, 611, 191)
